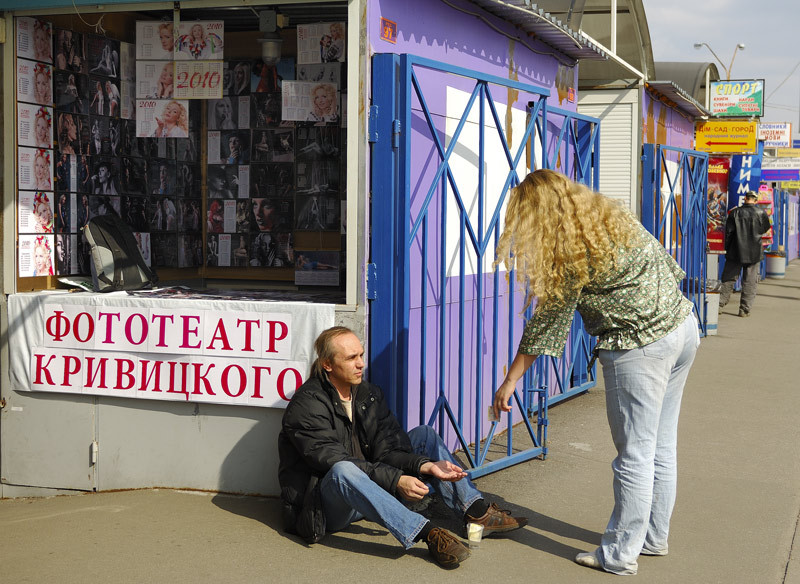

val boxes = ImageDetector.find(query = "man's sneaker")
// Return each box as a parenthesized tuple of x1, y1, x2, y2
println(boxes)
(739, 309, 750, 317)
(425, 527, 470, 569)
(466, 502, 528, 535)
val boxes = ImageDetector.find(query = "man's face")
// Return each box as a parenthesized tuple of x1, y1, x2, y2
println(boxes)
(324, 333, 365, 389)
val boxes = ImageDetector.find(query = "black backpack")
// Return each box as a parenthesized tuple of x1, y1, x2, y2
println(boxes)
(84, 214, 157, 292)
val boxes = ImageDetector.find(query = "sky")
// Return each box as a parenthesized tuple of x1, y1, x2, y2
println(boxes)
(641, 0, 800, 138)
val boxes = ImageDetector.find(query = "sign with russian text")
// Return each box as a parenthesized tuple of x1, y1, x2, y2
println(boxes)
(776, 148, 800, 158)
(763, 157, 800, 170)
(728, 142, 764, 207)
(12, 296, 335, 409)
(758, 122, 792, 147)
(710, 80, 764, 118)
(762, 168, 800, 181)
(695, 120, 757, 154)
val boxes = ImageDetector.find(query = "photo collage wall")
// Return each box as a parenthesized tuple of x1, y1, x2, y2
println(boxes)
(15, 15, 347, 287)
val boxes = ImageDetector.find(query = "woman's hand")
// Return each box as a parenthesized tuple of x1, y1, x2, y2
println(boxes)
(493, 379, 517, 420)
(492, 352, 538, 420)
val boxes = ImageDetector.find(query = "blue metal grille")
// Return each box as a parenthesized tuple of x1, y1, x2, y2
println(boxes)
(641, 144, 709, 334)
(370, 53, 600, 478)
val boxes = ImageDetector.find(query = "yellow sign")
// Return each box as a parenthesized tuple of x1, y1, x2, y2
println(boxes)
(776, 148, 800, 158)
(781, 181, 800, 190)
(695, 120, 757, 154)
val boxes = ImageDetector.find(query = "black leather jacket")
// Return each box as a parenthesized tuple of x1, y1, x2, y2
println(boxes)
(278, 375, 430, 541)
(725, 203, 771, 264)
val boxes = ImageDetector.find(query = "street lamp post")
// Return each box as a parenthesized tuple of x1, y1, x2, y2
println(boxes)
(693, 42, 746, 80)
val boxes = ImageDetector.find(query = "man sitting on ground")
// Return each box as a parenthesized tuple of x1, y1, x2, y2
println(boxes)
(278, 326, 527, 568)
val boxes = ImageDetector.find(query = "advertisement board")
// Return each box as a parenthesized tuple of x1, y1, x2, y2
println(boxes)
(709, 80, 764, 117)
(758, 122, 792, 147)
(695, 120, 757, 154)
(707, 157, 730, 253)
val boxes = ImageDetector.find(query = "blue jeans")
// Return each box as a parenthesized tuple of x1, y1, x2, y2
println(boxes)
(318, 425, 482, 549)
(596, 313, 700, 575)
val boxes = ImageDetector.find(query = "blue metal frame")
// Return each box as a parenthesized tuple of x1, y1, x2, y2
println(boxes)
(641, 144, 709, 333)
(370, 53, 600, 478)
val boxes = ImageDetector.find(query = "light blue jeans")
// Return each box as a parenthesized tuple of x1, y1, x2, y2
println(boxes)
(319, 425, 482, 549)
(596, 312, 700, 575)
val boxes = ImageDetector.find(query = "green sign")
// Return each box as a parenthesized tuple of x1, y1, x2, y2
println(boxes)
(710, 80, 765, 118)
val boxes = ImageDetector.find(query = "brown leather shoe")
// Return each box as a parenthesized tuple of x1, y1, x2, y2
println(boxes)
(466, 502, 528, 535)
(426, 527, 470, 568)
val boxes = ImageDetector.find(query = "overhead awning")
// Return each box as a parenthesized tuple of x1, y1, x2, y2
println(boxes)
(646, 81, 710, 118)
(467, 0, 607, 61)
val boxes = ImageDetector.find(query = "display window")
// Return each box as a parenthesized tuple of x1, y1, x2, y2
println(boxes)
(13, 5, 349, 301)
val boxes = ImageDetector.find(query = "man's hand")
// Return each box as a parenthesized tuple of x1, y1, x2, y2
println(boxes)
(396, 475, 429, 501)
(420, 460, 467, 482)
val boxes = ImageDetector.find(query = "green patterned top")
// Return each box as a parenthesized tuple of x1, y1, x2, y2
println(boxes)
(518, 222, 693, 357)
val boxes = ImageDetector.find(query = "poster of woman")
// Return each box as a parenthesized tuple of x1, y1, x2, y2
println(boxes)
(18, 147, 54, 192)
(136, 21, 175, 60)
(18, 104, 53, 149)
(19, 234, 55, 277)
(136, 99, 190, 138)
(294, 251, 340, 286)
(175, 21, 224, 60)
(87, 35, 120, 78)
(54, 28, 86, 73)
(136, 61, 174, 98)
(18, 191, 54, 233)
(296, 22, 345, 65)
(56, 233, 78, 275)
(281, 81, 339, 123)
(16, 17, 53, 64)
(17, 59, 53, 106)
(54, 71, 89, 114)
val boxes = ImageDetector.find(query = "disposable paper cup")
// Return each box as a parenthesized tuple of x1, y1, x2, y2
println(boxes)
(467, 522, 484, 549)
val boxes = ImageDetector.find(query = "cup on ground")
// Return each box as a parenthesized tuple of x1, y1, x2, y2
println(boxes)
(466, 522, 484, 549)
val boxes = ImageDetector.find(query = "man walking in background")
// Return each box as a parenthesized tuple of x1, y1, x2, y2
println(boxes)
(719, 191, 771, 317)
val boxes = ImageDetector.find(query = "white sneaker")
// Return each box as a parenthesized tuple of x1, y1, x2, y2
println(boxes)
(575, 551, 603, 569)
(640, 548, 668, 556)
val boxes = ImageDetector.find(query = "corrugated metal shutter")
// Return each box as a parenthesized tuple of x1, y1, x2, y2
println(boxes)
(578, 89, 639, 211)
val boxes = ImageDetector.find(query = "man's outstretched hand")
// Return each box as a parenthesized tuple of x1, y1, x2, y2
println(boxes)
(420, 460, 467, 482)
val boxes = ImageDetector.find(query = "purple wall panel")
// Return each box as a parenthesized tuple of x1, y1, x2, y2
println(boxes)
(406, 273, 526, 450)
(368, 0, 576, 113)
(642, 90, 695, 150)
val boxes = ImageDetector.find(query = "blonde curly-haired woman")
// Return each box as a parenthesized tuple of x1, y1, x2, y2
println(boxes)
(492, 169, 700, 576)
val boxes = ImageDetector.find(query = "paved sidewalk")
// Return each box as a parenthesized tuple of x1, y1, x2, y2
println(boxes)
(2, 262, 800, 584)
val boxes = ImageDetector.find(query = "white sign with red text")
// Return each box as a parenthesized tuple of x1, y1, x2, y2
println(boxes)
(10, 294, 335, 409)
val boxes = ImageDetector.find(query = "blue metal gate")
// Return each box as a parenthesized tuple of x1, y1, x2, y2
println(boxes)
(641, 144, 709, 334)
(369, 54, 600, 477)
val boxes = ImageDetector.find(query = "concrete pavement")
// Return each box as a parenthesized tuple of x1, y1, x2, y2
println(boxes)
(2, 261, 800, 584)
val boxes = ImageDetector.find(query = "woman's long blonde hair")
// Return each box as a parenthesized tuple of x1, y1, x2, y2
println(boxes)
(494, 169, 637, 310)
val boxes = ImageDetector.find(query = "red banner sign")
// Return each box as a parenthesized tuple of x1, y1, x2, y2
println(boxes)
(707, 157, 731, 253)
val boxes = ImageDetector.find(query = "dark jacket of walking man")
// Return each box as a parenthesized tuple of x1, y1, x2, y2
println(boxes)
(278, 326, 526, 569)
(719, 191, 771, 316)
